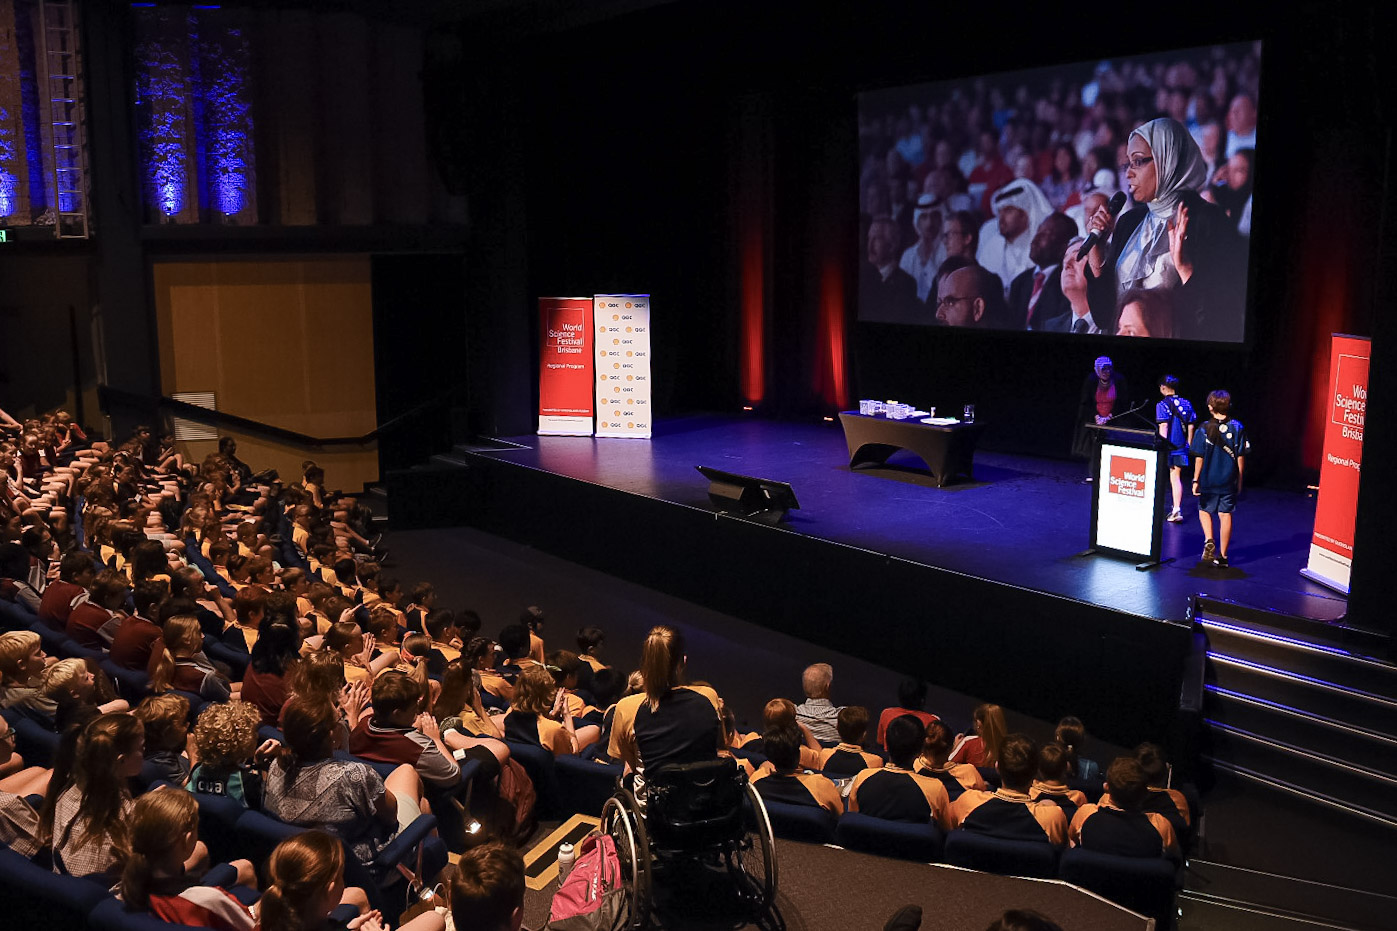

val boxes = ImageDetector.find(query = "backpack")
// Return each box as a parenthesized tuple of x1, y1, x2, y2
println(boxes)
(497, 756, 538, 844)
(545, 833, 630, 931)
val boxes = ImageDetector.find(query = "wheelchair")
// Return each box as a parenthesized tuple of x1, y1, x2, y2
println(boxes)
(601, 756, 777, 929)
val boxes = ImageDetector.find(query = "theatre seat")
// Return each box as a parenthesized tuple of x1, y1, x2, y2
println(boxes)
(1059, 847, 1178, 926)
(0, 847, 111, 931)
(555, 753, 622, 817)
(835, 812, 943, 861)
(505, 740, 563, 818)
(88, 897, 213, 931)
(943, 830, 1059, 878)
(762, 799, 838, 844)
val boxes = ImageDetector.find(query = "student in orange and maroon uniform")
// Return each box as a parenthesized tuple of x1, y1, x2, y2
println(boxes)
(66, 570, 129, 649)
(1029, 741, 1089, 823)
(109, 580, 169, 676)
(952, 733, 1068, 846)
(848, 714, 953, 830)
(37, 550, 94, 631)
(915, 719, 986, 801)
(752, 724, 844, 814)
(349, 671, 462, 790)
(817, 705, 884, 778)
(1069, 756, 1179, 861)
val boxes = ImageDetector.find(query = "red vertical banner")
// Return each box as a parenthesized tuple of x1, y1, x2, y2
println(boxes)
(538, 297, 595, 436)
(1303, 334, 1370, 593)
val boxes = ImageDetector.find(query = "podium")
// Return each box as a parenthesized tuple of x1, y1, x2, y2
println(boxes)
(1082, 422, 1171, 569)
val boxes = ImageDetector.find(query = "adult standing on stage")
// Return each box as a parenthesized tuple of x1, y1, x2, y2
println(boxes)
(1073, 357, 1129, 483)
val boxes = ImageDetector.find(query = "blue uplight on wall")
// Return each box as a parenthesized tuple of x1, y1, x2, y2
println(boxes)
(0, 107, 16, 218)
(134, 5, 255, 224)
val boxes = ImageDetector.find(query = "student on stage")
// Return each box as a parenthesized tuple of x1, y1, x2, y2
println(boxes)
(1190, 389, 1249, 567)
(1156, 375, 1198, 524)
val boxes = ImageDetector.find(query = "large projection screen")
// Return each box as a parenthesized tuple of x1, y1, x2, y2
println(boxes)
(857, 41, 1260, 343)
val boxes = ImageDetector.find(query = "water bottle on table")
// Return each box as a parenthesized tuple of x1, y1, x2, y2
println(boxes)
(963, 404, 975, 423)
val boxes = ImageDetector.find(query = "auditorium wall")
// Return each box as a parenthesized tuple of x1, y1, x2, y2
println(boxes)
(152, 257, 380, 490)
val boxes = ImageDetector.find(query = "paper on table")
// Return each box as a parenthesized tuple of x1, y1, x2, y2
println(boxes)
(921, 417, 960, 425)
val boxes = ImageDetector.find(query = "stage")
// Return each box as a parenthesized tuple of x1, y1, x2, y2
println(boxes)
(388, 413, 1348, 749)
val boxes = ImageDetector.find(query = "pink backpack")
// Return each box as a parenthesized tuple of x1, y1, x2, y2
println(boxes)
(545, 833, 630, 931)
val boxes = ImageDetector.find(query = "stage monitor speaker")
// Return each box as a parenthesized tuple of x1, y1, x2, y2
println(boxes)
(696, 466, 800, 525)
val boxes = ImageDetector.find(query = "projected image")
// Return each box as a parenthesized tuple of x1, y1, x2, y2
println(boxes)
(857, 41, 1259, 342)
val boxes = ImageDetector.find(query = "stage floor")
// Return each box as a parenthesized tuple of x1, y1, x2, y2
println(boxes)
(486, 414, 1346, 624)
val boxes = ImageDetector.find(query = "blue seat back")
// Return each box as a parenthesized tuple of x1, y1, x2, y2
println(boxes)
(505, 739, 562, 818)
(0, 847, 112, 931)
(88, 896, 215, 931)
(762, 799, 838, 844)
(555, 753, 622, 817)
(1058, 847, 1178, 924)
(836, 811, 944, 861)
(943, 830, 1059, 878)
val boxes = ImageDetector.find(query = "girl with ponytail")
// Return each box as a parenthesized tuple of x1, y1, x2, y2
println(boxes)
(607, 625, 724, 783)
(256, 830, 444, 931)
(42, 712, 146, 879)
(152, 614, 237, 701)
(121, 788, 256, 930)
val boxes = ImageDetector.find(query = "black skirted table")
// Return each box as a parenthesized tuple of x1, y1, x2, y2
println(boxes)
(838, 412, 987, 487)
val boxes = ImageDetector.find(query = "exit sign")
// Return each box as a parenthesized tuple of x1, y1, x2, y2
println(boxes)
(0, 230, 7, 243)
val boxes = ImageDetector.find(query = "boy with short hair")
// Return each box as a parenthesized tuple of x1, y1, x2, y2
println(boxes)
(1190, 389, 1250, 567)
(1156, 375, 1197, 523)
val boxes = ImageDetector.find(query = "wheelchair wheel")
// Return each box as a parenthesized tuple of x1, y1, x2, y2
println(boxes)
(602, 791, 651, 930)
(725, 780, 777, 913)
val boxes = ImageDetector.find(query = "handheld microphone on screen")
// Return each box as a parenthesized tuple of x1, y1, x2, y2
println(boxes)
(1075, 191, 1129, 261)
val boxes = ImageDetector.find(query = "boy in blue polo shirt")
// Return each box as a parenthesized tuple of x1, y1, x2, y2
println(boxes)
(1190, 390, 1250, 567)
(1156, 375, 1197, 524)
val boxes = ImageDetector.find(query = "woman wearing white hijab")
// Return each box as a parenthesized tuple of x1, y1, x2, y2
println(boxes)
(1084, 117, 1208, 304)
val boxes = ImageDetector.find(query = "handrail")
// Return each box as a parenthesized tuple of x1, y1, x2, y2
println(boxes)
(98, 384, 462, 449)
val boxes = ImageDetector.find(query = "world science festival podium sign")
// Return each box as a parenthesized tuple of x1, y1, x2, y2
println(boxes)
(538, 297, 596, 435)
(594, 294, 652, 439)
(1303, 334, 1371, 594)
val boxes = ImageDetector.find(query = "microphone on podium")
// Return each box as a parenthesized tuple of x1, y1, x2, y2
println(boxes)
(1076, 191, 1128, 261)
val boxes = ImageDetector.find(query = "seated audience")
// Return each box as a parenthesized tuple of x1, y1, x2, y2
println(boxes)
(260, 829, 444, 931)
(751, 723, 844, 814)
(817, 705, 884, 778)
(1055, 716, 1100, 783)
(876, 678, 939, 750)
(915, 720, 986, 800)
(953, 733, 1068, 846)
(240, 605, 303, 727)
(949, 703, 1007, 768)
(503, 665, 598, 757)
(1029, 741, 1088, 822)
(37, 549, 95, 630)
(848, 714, 952, 829)
(1128, 742, 1191, 839)
(109, 579, 170, 674)
(119, 788, 258, 930)
(1069, 756, 1179, 860)
(263, 695, 427, 870)
(65, 569, 129, 649)
(0, 714, 46, 856)
(188, 700, 277, 808)
(349, 671, 461, 791)
(795, 662, 842, 746)
(450, 841, 525, 931)
(0, 629, 52, 709)
(133, 692, 193, 785)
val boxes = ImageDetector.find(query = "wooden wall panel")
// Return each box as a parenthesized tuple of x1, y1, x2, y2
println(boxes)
(153, 256, 379, 490)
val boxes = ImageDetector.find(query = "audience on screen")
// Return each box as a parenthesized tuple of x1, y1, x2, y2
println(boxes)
(859, 41, 1261, 335)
